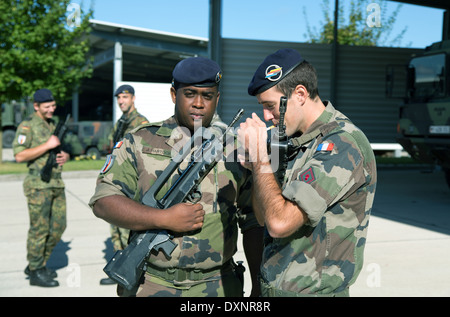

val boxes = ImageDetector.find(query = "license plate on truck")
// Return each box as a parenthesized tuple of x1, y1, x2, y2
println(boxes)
(429, 126, 450, 134)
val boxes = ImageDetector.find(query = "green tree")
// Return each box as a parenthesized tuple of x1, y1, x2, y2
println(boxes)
(0, 0, 93, 161)
(303, 0, 410, 47)
(0, 0, 93, 103)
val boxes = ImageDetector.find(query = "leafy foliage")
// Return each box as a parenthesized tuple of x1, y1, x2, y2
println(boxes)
(303, 0, 409, 47)
(0, 0, 93, 103)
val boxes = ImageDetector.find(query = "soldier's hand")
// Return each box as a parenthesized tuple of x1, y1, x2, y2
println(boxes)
(164, 203, 205, 232)
(238, 113, 270, 171)
(46, 135, 61, 150)
(56, 151, 70, 166)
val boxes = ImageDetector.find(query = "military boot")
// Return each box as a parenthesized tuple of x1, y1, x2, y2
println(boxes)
(24, 265, 57, 278)
(29, 268, 59, 287)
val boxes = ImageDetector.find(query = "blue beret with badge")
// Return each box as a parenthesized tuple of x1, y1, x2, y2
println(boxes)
(172, 57, 222, 90)
(114, 84, 135, 96)
(248, 48, 305, 96)
(33, 88, 54, 103)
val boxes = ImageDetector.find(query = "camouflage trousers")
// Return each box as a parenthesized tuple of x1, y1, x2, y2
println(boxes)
(110, 225, 129, 251)
(118, 261, 243, 297)
(24, 187, 67, 270)
(260, 278, 350, 297)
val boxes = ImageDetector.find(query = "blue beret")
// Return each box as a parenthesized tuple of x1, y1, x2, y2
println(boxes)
(172, 57, 222, 89)
(33, 89, 54, 103)
(114, 84, 135, 96)
(248, 49, 305, 96)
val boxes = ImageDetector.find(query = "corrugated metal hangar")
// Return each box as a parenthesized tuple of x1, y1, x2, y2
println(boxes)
(74, 0, 450, 145)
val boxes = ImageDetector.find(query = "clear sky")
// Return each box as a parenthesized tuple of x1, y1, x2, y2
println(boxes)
(75, 0, 445, 49)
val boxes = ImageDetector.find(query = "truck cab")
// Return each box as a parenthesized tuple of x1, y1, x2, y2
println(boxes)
(388, 40, 450, 187)
(65, 121, 113, 159)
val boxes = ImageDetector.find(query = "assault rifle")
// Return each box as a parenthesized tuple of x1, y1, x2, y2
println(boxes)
(112, 114, 129, 146)
(40, 114, 71, 183)
(103, 109, 245, 291)
(269, 96, 289, 185)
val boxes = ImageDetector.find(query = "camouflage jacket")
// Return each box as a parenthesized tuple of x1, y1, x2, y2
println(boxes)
(108, 108, 149, 144)
(89, 115, 256, 271)
(13, 112, 64, 189)
(262, 102, 377, 295)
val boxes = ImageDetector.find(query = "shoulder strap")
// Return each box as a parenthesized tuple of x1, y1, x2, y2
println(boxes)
(290, 128, 322, 147)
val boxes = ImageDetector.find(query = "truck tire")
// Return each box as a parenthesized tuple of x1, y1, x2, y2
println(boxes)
(86, 147, 101, 160)
(2, 129, 16, 148)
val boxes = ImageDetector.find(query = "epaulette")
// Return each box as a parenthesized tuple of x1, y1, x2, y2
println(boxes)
(319, 121, 340, 137)
(128, 120, 164, 134)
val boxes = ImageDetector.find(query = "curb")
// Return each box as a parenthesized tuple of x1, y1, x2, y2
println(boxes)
(0, 170, 100, 182)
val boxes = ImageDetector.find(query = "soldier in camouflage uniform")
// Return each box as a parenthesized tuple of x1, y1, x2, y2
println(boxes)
(238, 49, 377, 297)
(107, 84, 149, 151)
(13, 89, 70, 287)
(100, 84, 150, 285)
(90, 57, 263, 297)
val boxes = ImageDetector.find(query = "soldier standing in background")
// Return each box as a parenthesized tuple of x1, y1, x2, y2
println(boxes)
(108, 84, 149, 150)
(13, 88, 70, 287)
(238, 49, 377, 297)
(100, 84, 149, 285)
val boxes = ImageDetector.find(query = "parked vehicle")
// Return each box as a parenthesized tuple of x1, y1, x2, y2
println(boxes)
(65, 121, 113, 159)
(387, 40, 450, 187)
(1, 100, 34, 148)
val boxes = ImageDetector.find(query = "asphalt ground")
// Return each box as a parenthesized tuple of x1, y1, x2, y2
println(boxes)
(1, 149, 450, 297)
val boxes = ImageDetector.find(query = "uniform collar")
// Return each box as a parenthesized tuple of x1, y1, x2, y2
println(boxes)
(156, 114, 225, 150)
(154, 116, 189, 149)
(289, 101, 336, 147)
(304, 101, 335, 134)
(124, 108, 138, 119)
(32, 112, 53, 127)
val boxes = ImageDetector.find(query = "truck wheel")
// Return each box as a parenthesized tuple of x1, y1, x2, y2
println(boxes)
(86, 147, 101, 160)
(2, 129, 16, 148)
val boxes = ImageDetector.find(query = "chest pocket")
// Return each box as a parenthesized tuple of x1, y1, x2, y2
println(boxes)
(138, 146, 174, 202)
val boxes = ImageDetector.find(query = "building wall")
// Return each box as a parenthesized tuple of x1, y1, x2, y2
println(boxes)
(218, 38, 422, 143)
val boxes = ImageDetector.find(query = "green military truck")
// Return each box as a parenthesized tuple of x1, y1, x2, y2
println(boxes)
(387, 40, 450, 187)
(1, 100, 34, 148)
(65, 121, 113, 159)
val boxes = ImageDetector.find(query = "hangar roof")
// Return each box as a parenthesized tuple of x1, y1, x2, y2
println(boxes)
(88, 19, 208, 84)
(390, 0, 450, 10)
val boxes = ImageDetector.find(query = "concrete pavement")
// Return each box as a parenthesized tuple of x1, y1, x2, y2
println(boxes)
(0, 170, 118, 297)
(0, 171, 253, 297)
(1, 151, 450, 296)
(352, 167, 450, 297)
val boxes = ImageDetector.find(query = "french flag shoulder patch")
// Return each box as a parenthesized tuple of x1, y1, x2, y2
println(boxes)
(114, 141, 123, 149)
(317, 142, 334, 152)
